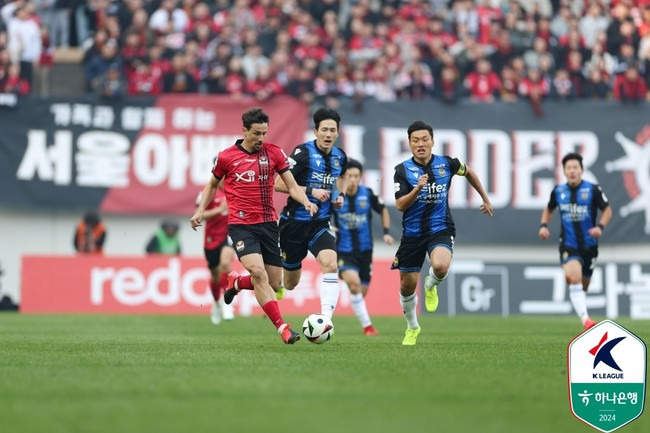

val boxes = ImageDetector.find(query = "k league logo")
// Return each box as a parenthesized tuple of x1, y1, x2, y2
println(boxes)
(568, 320, 647, 432)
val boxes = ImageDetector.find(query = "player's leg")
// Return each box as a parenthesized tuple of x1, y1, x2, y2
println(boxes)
(223, 227, 260, 304)
(358, 253, 378, 335)
(217, 244, 236, 320)
(204, 247, 223, 325)
(279, 219, 308, 291)
(563, 255, 593, 329)
(424, 231, 454, 313)
(392, 236, 426, 345)
(341, 268, 370, 331)
(258, 222, 301, 343)
(424, 247, 452, 313)
(309, 221, 340, 318)
(399, 271, 421, 345)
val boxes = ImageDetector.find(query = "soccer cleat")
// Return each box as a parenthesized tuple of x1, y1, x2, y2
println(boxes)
(584, 318, 597, 331)
(210, 301, 222, 325)
(402, 327, 421, 346)
(424, 275, 439, 313)
(223, 272, 240, 305)
(281, 325, 301, 344)
(219, 297, 234, 321)
(363, 325, 379, 336)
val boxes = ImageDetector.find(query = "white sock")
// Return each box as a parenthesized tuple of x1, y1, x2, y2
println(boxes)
(350, 292, 371, 327)
(400, 293, 419, 329)
(320, 273, 340, 319)
(569, 284, 589, 324)
(426, 266, 446, 288)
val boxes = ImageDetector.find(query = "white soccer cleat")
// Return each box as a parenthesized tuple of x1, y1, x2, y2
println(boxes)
(211, 300, 222, 325)
(220, 297, 235, 321)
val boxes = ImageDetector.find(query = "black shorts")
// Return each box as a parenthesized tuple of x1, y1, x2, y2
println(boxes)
(279, 218, 336, 270)
(203, 240, 230, 269)
(338, 250, 373, 285)
(560, 246, 599, 278)
(391, 229, 455, 273)
(228, 222, 282, 267)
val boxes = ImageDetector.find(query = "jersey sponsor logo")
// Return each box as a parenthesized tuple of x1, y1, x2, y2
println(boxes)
(338, 212, 368, 229)
(311, 172, 336, 186)
(559, 203, 589, 221)
(234, 170, 256, 182)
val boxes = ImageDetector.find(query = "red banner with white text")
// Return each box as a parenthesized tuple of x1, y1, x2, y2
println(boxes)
(20, 256, 402, 316)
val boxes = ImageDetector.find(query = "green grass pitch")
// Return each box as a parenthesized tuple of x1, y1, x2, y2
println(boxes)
(1, 314, 648, 433)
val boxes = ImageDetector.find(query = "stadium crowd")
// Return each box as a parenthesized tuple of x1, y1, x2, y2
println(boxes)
(0, 0, 649, 107)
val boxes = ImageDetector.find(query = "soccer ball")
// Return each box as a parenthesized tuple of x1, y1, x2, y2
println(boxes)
(302, 314, 334, 344)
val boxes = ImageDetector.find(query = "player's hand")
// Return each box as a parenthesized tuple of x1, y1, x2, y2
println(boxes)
(480, 200, 494, 216)
(383, 234, 394, 245)
(417, 174, 428, 190)
(332, 194, 344, 209)
(305, 202, 318, 217)
(539, 227, 550, 240)
(190, 212, 203, 231)
(311, 188, 330, 203)
(588, 226, 603, 239)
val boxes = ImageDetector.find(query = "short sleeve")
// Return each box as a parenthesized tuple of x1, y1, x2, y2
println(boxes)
(547, 187, 558, 210)
(339, 152, 348, 177)
(271, 145, 290, 174)
(287, 144, 309, 176)
(369, 188, 385, 213)
(212, 151, 226, 180)
(446, 156, 466, 176)
(394, 164, 412, 200)
(593, 185, 610, 210)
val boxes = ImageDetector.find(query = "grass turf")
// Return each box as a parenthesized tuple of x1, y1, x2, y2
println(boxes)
(1, 314, 648, 433)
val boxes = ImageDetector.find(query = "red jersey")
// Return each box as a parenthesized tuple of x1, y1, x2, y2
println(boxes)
(196, 188, 228, 249)
(212, 140, 289, 225)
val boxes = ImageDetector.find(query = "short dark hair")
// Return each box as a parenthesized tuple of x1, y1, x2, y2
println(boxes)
(242, 108, 269, 130)
(562, 152, 583, 169)
(346, 158, 363, 173)
(407, 120, 433, 140)
(313, 107, 341, 130)
(83, 211, 100, 226)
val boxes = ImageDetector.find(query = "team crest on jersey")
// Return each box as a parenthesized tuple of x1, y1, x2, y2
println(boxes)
(236, 240, 245, 252)
(581, 189, 589, 200)
(259, 156, 269, 165)
(334, 159, 340, 168)
(359, 199, 368, 208)
(438, 167, 446, 176)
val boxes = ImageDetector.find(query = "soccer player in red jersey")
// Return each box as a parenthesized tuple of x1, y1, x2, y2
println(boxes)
(191, 108, 317, 344)
(195, 181, 235, 325)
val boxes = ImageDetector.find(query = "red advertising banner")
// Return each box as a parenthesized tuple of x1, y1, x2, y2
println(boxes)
(21, 256, 402, 316)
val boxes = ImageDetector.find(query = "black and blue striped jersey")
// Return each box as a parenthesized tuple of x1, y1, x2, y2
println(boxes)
(547, 180, 609, 249)
(280, 140, 347, 222)
(333, 185, 385, 253)
(394, 155, 466, 237)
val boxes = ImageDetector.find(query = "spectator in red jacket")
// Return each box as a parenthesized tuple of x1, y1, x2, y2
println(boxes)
(613, 66, 648, 103)
(464, 59, 501, 102)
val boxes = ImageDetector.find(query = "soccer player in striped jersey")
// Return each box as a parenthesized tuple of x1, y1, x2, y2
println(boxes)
(539, 152, 612, 331)
(275, 108, 349, 320)
(333, 159, 394, 335)
(392, 120, 493, 346)
(191, 108, 317, 345)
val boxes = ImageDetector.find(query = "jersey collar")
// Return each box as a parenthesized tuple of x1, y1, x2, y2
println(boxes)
(235, 139, 262, 155)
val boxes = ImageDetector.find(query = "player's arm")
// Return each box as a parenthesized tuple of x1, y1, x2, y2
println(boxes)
(274, 144, 330, 201)
(191, 175, 221, 230)
(279, 169, 318, 216)
(394, 164, 425, 212)
(539, 187, 557, 240)
(588, 185, 613, 239)
(370, 188, 393, 245)
(461, 164, 494, 216)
